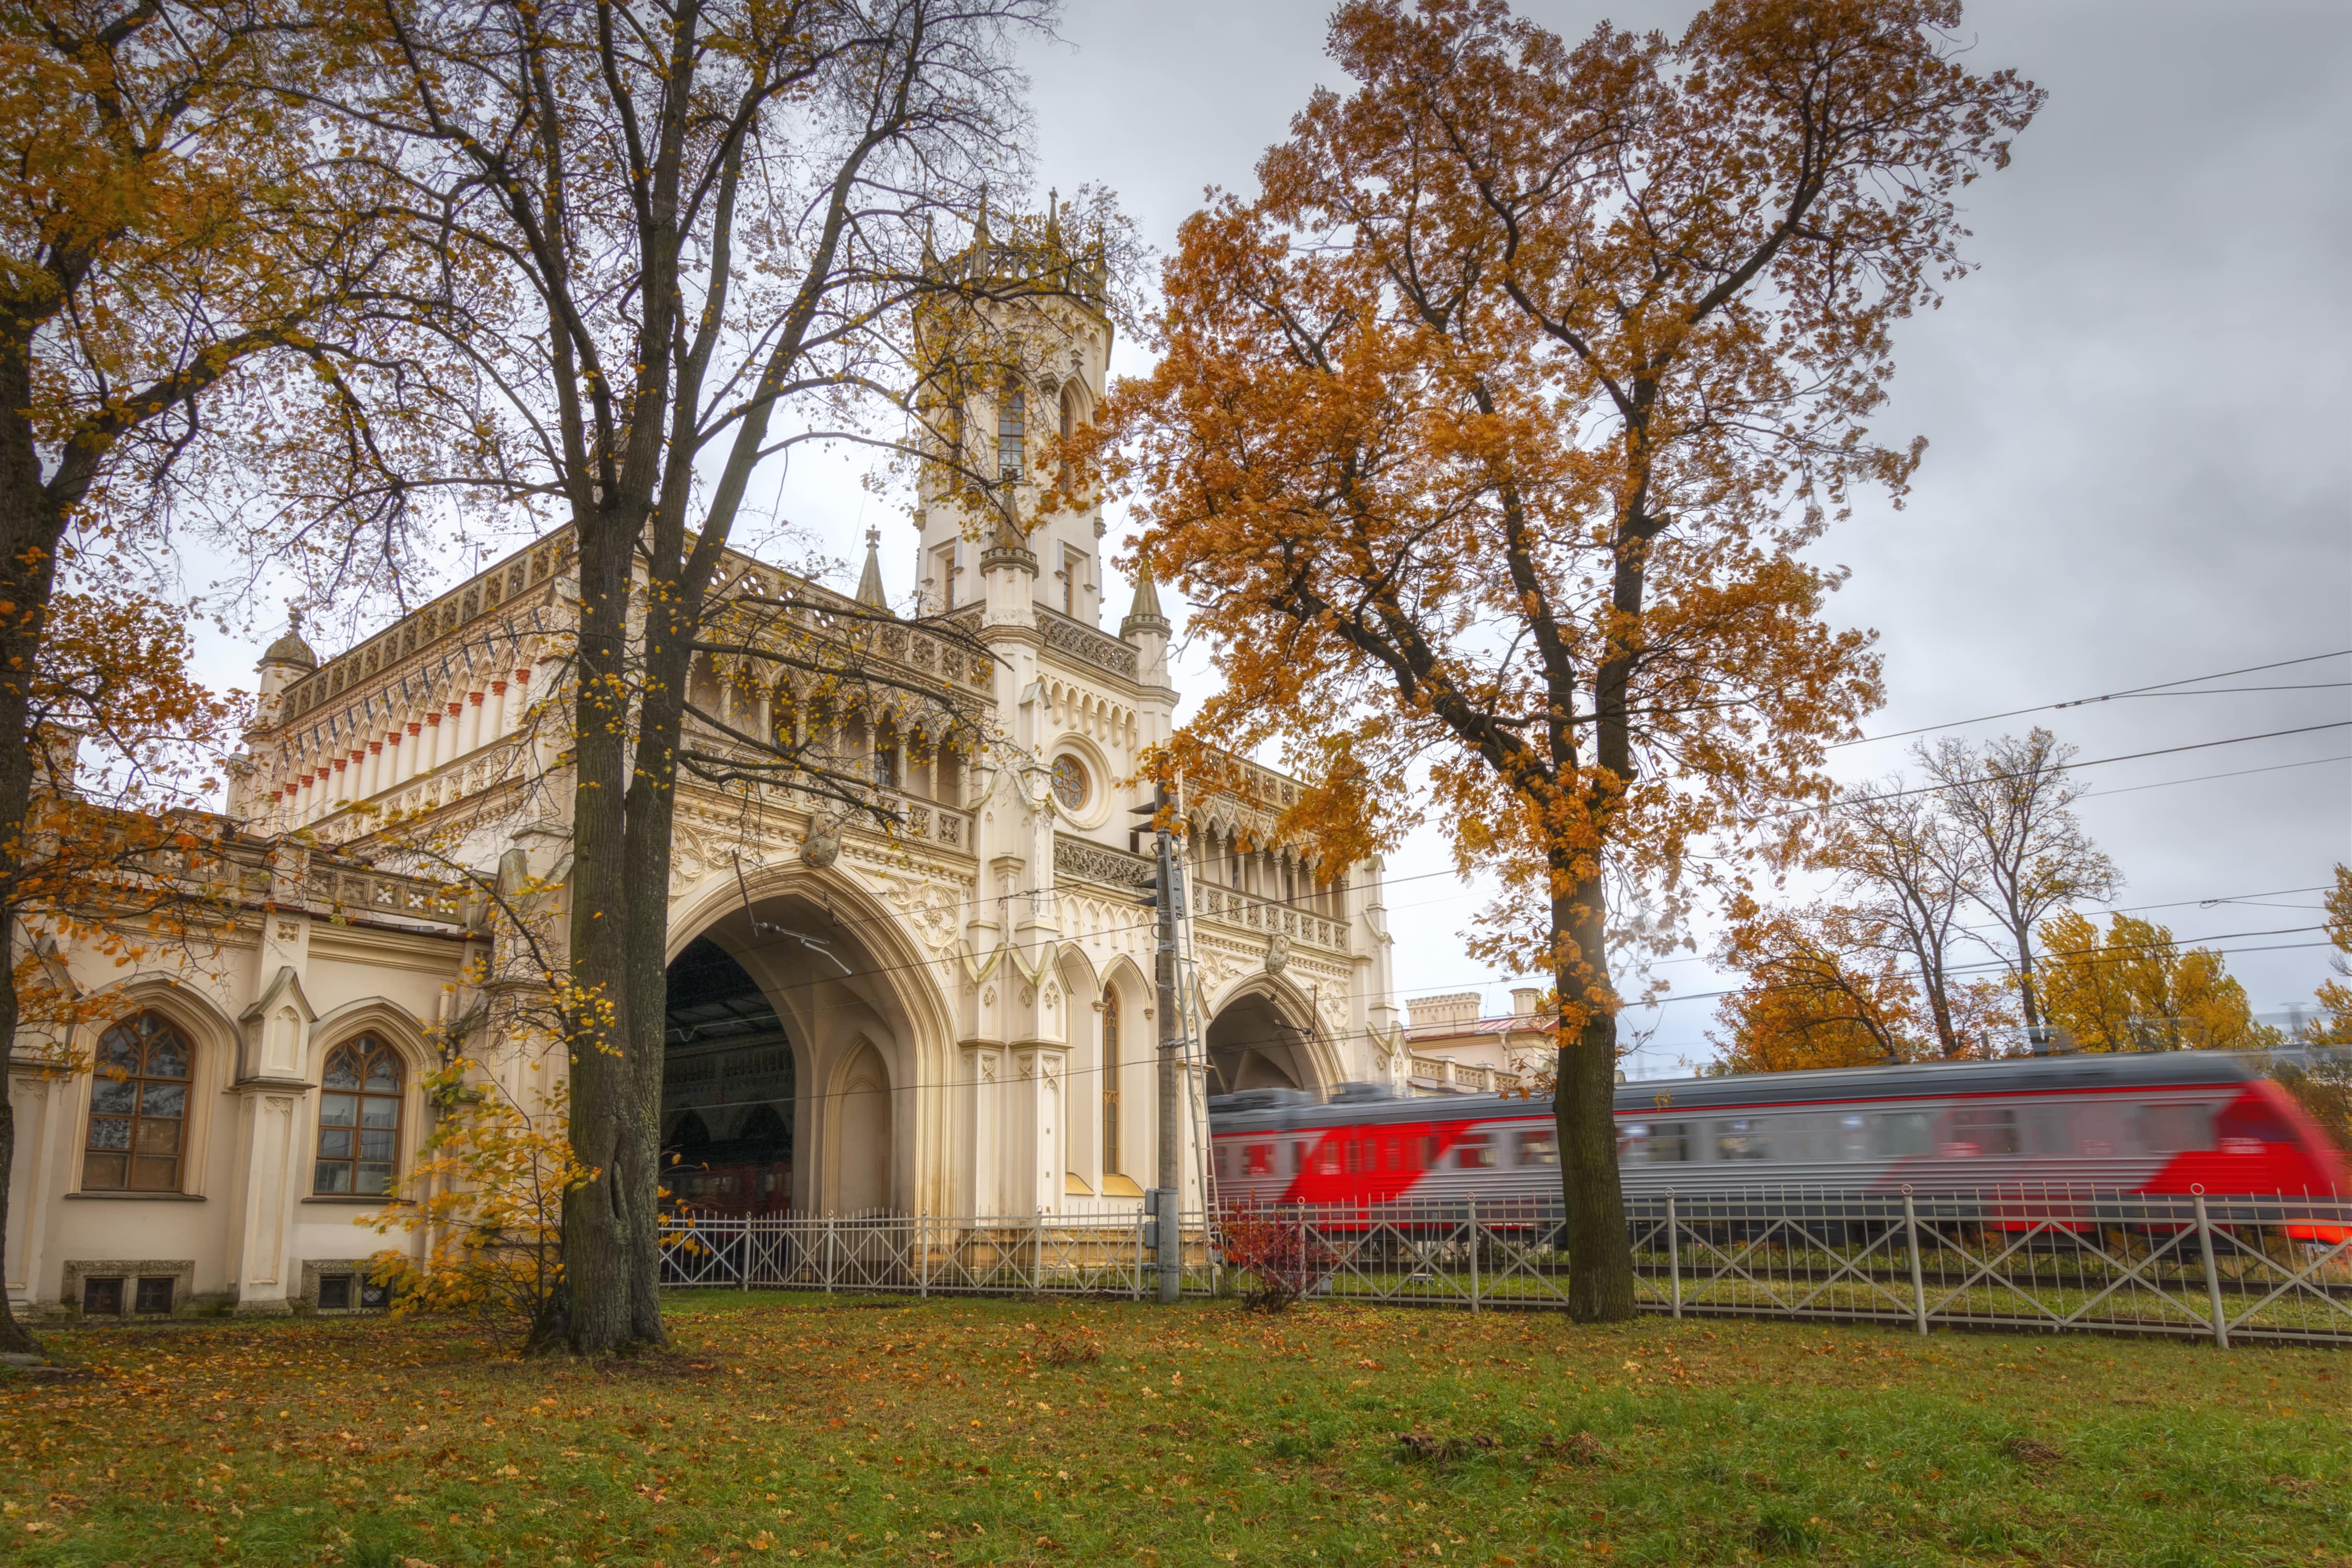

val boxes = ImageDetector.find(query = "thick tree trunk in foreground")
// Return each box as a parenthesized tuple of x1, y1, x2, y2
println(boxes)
(1552, 874, 1636, 1323)
(0, 315, 66, 1358)
(554, 514, 670, 1356)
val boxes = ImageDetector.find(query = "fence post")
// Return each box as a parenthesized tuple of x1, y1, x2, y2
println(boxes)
(2192, 1188, 2229, 1349)
(1135, 1211, 1146, 1301)
(1667, 1195, 1682, 1319)
(1468, 1200, 1481, 1314)
(1903, 1190, 1928, 1337)
(825, 1214, 837, 1295)
(919, 1215, 930, 1300)
(740, 1217, 750, 1292)
(1033, 1214, 1045, 1294)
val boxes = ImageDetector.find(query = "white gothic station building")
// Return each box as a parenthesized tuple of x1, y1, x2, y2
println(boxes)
(6, 221, 1410, 1319)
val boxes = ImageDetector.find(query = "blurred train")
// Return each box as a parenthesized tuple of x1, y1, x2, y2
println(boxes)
(1207, 1051, 2349, 1210)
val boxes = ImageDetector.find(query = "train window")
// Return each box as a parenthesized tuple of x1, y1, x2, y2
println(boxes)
(1519, 1129, 1559, 1166)
(1877, 1112, 1933, 1158)
(1943, 1108, 2020, 1158)
(1454, 1133, 1496, 1169)
(1620, 1123, 1689, 1164)
(2134, 1102, 2212, 1154)
(1713, 1119, 1770, 1161)
(1287, 1140, 1306, 1176)
(1385, 1137, 1404, 1172)
(1414, 1135, 1437, 1171)
(1312, 1140, 1343, 1176)
(1835, 1114, 1872, 1161)
(1246, 1143, 1274, 1176)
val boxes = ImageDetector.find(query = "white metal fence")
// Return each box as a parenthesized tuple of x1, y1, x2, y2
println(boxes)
(659, 1186, 2352, 1347)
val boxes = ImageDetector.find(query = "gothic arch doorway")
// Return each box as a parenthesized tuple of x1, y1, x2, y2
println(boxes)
(1205, 986, 1326, 1097)
(663, 937, 796, 1213)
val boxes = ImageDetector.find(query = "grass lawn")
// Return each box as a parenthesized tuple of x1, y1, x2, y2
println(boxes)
(2, 1292, 2345, 1568)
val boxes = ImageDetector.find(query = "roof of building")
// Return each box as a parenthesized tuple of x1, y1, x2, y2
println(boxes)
(1406, 1011, 1549, 1044)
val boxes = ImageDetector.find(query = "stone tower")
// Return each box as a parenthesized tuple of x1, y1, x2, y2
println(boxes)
(912, 194, 1115, 627)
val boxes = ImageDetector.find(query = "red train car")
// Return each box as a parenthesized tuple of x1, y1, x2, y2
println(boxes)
(1208, 1052, 2348, 1218)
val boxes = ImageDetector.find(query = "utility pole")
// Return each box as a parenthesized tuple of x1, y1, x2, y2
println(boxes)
(1136, 784, 1182, 1303)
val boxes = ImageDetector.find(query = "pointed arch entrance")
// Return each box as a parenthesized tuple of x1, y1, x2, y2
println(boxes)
(663, 862, 955, 1217)
(662, 938, 795, 1213)
(1204, 982, 1331, 1098)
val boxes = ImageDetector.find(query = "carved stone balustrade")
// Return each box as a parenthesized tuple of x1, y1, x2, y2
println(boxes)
(1053, 834, 1156, 891)
(1191, 881, 1349, 954)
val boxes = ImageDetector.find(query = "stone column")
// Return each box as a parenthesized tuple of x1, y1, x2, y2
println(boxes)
(955, 1043, 1002, 1216)
(4, 1069, 63, 1313)
(223, 1085, 306, 1313)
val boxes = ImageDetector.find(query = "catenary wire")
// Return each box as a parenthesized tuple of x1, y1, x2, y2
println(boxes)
(1826, 648, 2352, 748)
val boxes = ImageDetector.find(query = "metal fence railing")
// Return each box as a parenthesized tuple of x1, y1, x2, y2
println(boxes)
(659, 1186, 2352, 1347)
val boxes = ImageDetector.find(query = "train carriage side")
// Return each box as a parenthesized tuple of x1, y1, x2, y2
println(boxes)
(1207, 1055, 2347, 1220)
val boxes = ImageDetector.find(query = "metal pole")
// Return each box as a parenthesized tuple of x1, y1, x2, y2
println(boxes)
(1135, 1211, 1146, 1301)
(1468, 1200, 1481, 1313)
(1151, 782, 1182, 1305)
(1032, 1214, 1045, 1294)
(920, 1216, 930, 1300)
(740, 1217, 749, 1292)
(825, 1213, 837, 1295)
(1903, 1191, 1928, 1337)
(2193, 1189, 2229, 1349)
(1667, 1195, 1682, 1319)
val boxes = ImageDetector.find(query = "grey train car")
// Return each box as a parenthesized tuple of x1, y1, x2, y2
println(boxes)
(1207, 1052, 2346, 1214)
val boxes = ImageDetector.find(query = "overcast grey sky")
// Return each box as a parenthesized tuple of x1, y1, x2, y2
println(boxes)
(1001, 0, 2352, 1068)
(210, 1, 2352, 1069)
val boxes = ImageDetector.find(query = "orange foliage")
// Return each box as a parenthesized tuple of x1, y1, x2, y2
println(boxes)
(8, 589, 245, 1054)
(1710, 899, 1925, 1073)
(1105, 0, 2040, 1020)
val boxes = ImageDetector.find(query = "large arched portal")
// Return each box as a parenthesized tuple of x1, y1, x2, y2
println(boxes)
(665, 867, 948, 1216)
(663, 938, 796, 1214)
(1205, 987, 1326, 1098)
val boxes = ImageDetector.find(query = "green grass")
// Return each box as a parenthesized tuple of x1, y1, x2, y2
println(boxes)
(3, 1292, 2346, 1567)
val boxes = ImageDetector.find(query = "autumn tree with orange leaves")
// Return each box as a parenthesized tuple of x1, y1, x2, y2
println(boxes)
(0, 2, 418, 1355)
(1099, 0, 2040, 1318)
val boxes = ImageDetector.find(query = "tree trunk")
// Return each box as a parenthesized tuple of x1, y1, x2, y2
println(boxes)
(556, 508, 665, 1355)
(1553, 869, 1636, 1323)
(0, 315, 66, 1357)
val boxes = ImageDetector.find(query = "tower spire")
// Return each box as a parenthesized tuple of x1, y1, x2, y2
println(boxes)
(1121, 558, 1169, 637)
(855, 525, 890, 612)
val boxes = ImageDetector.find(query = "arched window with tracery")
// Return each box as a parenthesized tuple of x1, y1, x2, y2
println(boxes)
(84, 1012, 193, 1192)
(314, 1035, 404, 1195)
(1101, 990, 1122, 1176)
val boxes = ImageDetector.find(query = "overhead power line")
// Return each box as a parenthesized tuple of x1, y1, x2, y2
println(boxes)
(1766, 720, 2352, 822)
(1829, 648, 2352, 748)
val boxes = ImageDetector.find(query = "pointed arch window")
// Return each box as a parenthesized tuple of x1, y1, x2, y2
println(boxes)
(84, 1012, 193, 1192)
(314, 1035, 403, 1195)
(1101, 990, 1122, 1176)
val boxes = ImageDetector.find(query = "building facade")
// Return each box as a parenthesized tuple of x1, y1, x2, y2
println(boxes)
(6, 218, 1413, 1318)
